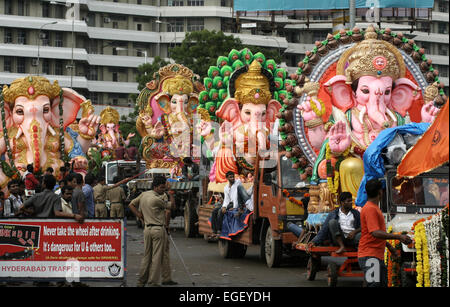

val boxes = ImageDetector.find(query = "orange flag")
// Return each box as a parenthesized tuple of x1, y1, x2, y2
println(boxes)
(397, 100, 449, 177)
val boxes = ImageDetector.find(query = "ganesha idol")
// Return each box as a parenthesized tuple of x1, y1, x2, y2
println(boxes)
(135, 64, 202, 169)
(0, 76, 99, 189)
(198, 60, 282, 183)
(288, 25, 444, 208)
(96, 106, 134, 157)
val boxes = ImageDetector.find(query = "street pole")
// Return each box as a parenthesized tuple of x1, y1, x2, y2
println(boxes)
(156, 20, 175, 59)
(37, 21, 57, 75)
(70, 15, 74, 88)
(349, 0, 356, 29)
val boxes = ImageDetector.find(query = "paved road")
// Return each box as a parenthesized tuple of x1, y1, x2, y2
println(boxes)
(122, 217, 363, 288)
(3, 217, 363, 288)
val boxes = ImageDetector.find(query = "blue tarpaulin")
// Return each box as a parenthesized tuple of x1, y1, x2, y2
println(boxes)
(234, 0, 435, 11)
(355, 122, 430, 207)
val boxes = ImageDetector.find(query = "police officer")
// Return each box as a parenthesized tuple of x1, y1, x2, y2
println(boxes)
(128, 176, 174, 287)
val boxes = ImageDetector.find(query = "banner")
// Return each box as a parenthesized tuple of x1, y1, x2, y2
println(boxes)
(397, 101, 449, 178)
(0, 219, 125, 280)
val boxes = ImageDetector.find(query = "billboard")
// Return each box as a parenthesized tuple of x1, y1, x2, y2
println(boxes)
(0, 219, 125, 281)
(234, 0, 435, 11)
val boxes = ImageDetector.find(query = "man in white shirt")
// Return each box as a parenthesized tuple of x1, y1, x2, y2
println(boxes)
(221, 171, 252, 215)
(308, 192, 361, 254)
(3, 180, 23, 217)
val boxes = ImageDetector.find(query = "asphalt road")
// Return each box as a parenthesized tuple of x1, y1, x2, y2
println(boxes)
(3, 217, 363, 288)
(122, 217, 363, 288)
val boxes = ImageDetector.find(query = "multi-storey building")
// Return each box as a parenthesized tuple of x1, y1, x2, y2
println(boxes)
(0, 0, 448, 118)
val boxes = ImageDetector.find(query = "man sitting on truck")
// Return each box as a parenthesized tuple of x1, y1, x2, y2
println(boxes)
(307, 192, 361, 254)
(219, 171, 253, 240)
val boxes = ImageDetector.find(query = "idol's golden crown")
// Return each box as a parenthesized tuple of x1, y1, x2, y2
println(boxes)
(337, 25, 406, 84)
(234, 60, 271, 105)
(100, 106, 120, 125)
(2, 76, 61, 107)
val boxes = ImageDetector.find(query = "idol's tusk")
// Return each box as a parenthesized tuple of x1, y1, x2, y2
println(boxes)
(386, 108, 397, 123)
(16, 127, 23, 139)
(359, 106, 366, 124)
(48, 126, 57, 136)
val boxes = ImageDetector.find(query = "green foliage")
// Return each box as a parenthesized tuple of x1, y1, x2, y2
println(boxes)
(87, 148, 112, 177)
(197, 48, 289, 121)
(170, 30, 244, 78)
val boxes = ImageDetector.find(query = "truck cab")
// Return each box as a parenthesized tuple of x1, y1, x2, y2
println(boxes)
(199, 151, 308, 268)
(385, 165, 449, 286)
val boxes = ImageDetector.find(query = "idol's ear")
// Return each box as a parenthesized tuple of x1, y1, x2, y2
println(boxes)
(324, 75, 355, 112)
(187, 94, 199, 114)
(215, 98, 242, 127)
(389, 78, 421, 117)
(51, 88, 85, 129)
(155, 93, 171, 114)
(266, 99, 282, 124)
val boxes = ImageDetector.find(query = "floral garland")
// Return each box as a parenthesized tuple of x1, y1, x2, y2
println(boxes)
(385, 226, 401, 287)
(414, 221, 430, 287)
(282, 189, 304, 207)
(424, 214, 442, 287)
(310, 97, 326, 117)
(325, 143, 350, 195)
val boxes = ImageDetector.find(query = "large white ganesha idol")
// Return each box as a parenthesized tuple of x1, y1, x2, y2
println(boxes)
(0, 76, 100, 189)
(278, 25, 446, 210)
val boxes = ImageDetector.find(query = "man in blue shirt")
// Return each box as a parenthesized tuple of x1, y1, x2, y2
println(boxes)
(82, 173, 96, 218)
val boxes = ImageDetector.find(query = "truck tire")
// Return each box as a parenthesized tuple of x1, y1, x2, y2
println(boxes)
(184, 199, 198, 238)
(327, 262, 338, 287)
(306, 256, 321, 281)
(263, 225, 283, 268)
(218, 239, 233, 258)
(231, 243, 247, 258)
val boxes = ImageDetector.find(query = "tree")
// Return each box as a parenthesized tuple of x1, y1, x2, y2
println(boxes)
(171, 30, 244, 78)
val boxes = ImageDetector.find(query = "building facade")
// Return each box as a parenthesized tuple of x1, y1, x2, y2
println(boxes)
(0, 0, 448, 118)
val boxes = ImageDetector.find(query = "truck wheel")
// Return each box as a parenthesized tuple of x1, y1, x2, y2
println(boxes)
(218, 239, 233, 258)
(184, 200, 198, 238)
(400, 262, 416, 287)
(232, 243, 247, 258)
(263, 226, 283, 268)
(306, 256, 321, 281)
(327, 262, 338, 287)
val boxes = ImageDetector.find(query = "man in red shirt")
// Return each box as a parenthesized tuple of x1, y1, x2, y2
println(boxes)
(24, 164, 40, 198)
(358, 179, 412, 287)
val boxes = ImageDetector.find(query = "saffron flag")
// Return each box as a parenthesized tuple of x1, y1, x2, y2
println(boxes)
(397, 101, 449, 178)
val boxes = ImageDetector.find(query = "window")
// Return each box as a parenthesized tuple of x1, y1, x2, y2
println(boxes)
(5, 0, 12, 14)
(88, 66, 98, 80)
(55, 5, 64, 19)
(42, 59, 50, 75)
(42, 2, 50, 17)
(168, 1, 184, 6)
(312, 31, 327, 42)
(17, 58, 26, 73)
(137, 24, 142, 31)
(113, 21, 119, 29)
(167, 18, 184, 32)
(17, 30, 26, 44)
(187, 18, 204, 32)
(55, 60, 63, 75)
(187, 0, 204, 6)
(4, 57, 12, 72)
(4, 29, 12, 43)
(439, 1, 448, 13)
(40, 31, 50, 46)
(438, 22, 448, 34)
(54, 32, 63, 47)
(90, 93, 98, 104)
(18, 0, 25, 16)
(112, 72, 118, 82)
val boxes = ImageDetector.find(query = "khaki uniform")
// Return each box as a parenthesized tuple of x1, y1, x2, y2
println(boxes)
(93, 183, 108, 218)
(159, 193, 172, 283)
(130, 190, 171, 286)
(106, 186, 126, 218)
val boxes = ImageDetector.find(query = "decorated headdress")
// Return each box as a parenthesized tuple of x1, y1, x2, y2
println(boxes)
(1, 76, 61, 107)
(337, 25, 406, 84)
(231, 60, 272, 105)
(100, 106, 120, 125)
(198, 48, 292, 121)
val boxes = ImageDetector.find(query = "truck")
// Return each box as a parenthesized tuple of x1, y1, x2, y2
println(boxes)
(384, 164, 449, 286)
(102, 160, 200, 234)
(198, 151, 309, 268)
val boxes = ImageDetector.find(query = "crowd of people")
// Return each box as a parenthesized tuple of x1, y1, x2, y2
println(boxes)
(0, 162, 131, 221)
